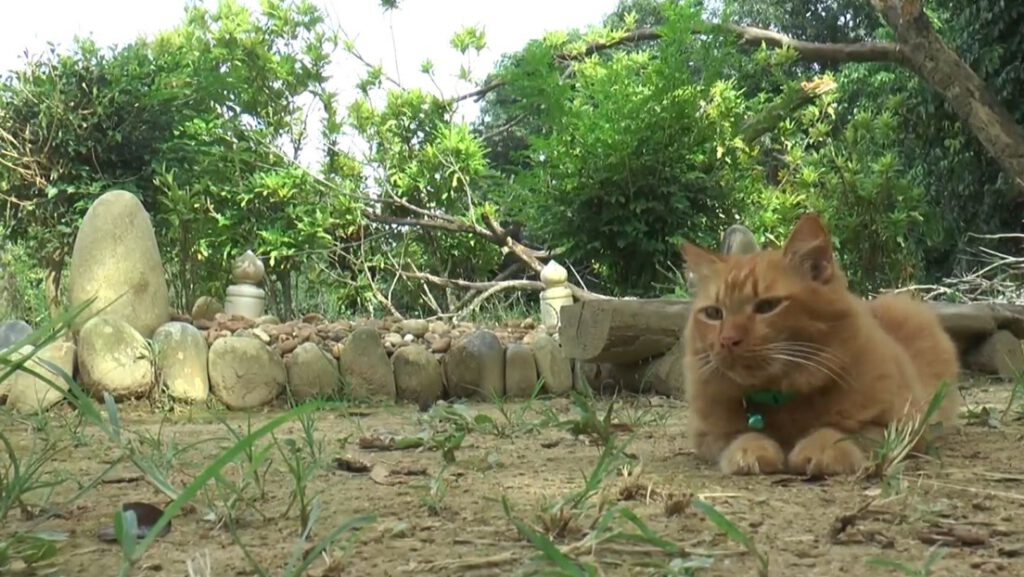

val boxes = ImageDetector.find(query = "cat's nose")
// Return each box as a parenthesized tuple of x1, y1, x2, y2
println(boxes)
(719, 334, 743, 350)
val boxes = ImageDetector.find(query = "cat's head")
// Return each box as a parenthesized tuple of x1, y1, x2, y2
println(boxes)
(679, 213, 853, 387)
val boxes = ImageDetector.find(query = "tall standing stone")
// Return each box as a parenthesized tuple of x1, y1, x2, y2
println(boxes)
(391, 344, 444, 408)
(504, 344, 539, 399)
(531, 334, 573, 395)
(153, 321, 210, 402)
(338, 327, 396, 401)
(68, 190, 170, 338)
(443, 330, 505, 399)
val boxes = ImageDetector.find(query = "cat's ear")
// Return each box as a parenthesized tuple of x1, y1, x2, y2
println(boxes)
(679, 241, 723, 285)
(783, 213, 834, 284)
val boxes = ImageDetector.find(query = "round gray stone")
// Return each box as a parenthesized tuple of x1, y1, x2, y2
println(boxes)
(286, 342, 341, 402)
(208, 336, 286, 409)
(77, 317, 155, 400)
(443, 329, 505, 399)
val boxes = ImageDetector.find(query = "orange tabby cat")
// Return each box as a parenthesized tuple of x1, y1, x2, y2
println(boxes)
(679, 213, 960, 476)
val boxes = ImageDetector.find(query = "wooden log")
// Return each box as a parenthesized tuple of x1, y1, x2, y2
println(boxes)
(557, 298, 689, 364)
(558, 298, 1024, 365)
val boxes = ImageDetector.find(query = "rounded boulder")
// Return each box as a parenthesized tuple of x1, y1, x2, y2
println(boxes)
(77, 317, 155, 400)
(443, 329, 505, 399)
(208, 336, 287, 410)
(338, 327, 396, 401)
(286, 342, 341, 402)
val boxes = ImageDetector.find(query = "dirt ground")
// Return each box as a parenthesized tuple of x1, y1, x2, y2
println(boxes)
(3, 378, 1024, 577)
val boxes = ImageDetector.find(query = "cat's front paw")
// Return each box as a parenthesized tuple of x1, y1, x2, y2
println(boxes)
(719, 432, 786, 475)
(787, 427, 866, 477)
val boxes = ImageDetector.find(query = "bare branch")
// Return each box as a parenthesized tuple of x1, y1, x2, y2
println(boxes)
(403, 270, 545, 293)
(722, 24, 903, 65)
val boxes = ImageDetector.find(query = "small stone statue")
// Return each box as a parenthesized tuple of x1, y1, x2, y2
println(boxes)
(539, 260, 573, 333)
(224, 250, 267, 320)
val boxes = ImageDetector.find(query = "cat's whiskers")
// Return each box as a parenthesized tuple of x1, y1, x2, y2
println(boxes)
(694, 351, 718, 377)
(762, 349, 855, 389)
(759, 343, 851, 380)
(762, 341, 847, 366)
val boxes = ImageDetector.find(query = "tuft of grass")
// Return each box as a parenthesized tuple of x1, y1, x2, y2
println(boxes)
(560, 389, 619, 446)
(482, 378, 562, 437)
(421, 464, 449, 516)
(536, 436, 632, 538)
(860, 381, 951, 491)
(0, 431, 68, 522)
(867, 545, 946, 576)
(692, 499, 768, 577)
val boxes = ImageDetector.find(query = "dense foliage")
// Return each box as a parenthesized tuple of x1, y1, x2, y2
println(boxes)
(2, 0, 1023, 321)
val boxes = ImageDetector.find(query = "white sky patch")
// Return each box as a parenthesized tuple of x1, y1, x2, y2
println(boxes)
(0, 0, 620, 167)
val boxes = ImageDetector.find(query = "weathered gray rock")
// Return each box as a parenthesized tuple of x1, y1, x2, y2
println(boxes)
(153, 321, 209, 402)
(5, 339, 76, 413)
(255, 314, 281, 326)
(721, 224, 760, 255)
(391, 344, 444, 408)
(77, 317, 155, 400)
(191, 297, 223, 322)
(338, 327, 396, 400)
(68, 190, 170, 338)
(208, 336, 286, 409)
(286, 342, 340, 402)
(398, 319, 430, 339)
(444, 329, 505, 399)
(0, 320, 33, 351)
(505, 344, 539, 398)
(428, 321, 450, 336)
(383, 332, 404, 350)
(531, 334, 572, 395)
(966, 330, 1024, 379)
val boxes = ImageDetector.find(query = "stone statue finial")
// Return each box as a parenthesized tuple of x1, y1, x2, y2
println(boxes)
(231, 250, 266, 285)
(225, 250, 267, 320)
(539, 260, 573, 332)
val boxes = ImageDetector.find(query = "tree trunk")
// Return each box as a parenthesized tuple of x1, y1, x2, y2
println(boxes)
(44, 249, 65, 317)
(871, 0, 1024, 193)
(275, 269, 294, 321)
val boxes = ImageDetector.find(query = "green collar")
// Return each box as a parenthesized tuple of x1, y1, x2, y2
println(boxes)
(743, 390, 796, 431)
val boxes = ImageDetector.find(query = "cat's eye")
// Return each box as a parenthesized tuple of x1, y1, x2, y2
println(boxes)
(753, 298, 784, 315)
(700, 305, 723, 321)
